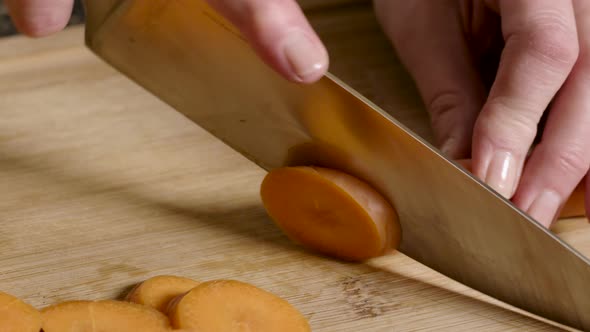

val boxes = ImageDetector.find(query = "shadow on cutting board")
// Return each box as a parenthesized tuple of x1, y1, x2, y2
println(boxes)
(0, 149, 567, 331)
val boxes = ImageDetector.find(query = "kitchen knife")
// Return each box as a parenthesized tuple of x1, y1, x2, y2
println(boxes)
(82, 0, 590, 330)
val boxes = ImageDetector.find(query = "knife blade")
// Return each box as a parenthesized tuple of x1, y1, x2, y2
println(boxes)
(82, 0, 590, 329)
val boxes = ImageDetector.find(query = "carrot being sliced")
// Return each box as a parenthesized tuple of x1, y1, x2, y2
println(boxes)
(125, 275, 200, 313)
(260, 166, 401, 261)
(456, 158, 586, 219)
(0, 291, 41, 332)
(168, 279, 311, 331)
(41, 299, 171, 332)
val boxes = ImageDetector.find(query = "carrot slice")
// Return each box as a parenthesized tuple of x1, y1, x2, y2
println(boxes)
(168, 279, 310, 331)
(40, 300, 92, 330)
(260, 166, 400, 261)
(0, 291, 41, 332)
(125, 275, 200, 313)
(41, 299, 171, 331)
(456, 158, 586, 219)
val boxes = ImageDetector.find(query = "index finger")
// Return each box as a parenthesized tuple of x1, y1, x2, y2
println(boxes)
(471, 0, 578, 198)
(206, 0, 328, 83)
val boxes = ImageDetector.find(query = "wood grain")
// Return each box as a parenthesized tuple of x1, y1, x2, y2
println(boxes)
(0, 5, 587, 331)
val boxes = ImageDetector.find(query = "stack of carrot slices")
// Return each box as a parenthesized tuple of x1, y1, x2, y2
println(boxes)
(1, 275, 311, 331)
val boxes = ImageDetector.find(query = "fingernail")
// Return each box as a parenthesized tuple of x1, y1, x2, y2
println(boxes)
(527, 190, 562, 228)
(283, 30, 327, 81)
(484, 151, 517, 198)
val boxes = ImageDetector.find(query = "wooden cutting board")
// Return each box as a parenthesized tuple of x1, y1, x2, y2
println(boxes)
(0, 4, 587, 331)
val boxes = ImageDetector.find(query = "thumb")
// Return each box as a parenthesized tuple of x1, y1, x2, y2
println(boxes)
(374, 1, 486, 159)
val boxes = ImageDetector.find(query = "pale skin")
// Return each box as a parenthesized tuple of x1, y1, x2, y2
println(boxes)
(8, 0, 590, 228)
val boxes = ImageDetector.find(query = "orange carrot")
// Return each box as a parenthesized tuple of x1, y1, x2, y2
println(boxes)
(0, 291, 41, 332)
(125, 275, 200, 313)
(456, 158, 586, 219)
(41, 299, 171, 331)
(561, 181, 586, 219)
(168, 279, 311, 331)
(260, 166, 400, 261)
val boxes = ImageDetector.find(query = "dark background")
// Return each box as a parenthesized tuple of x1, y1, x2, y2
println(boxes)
(0, 0, 85, 37)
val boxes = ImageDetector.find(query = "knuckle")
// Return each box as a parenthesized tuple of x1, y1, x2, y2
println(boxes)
(427, 90, 467, 122)
(524, 18, 579, 67)
(427, 91, 468, 138)
(426, 91, 474, 152)
(475, 98, 538, 149)
(553, 145, 590, 176)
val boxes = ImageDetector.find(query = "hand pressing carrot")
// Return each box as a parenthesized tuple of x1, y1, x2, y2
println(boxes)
(41, 299, 171, 332)
(260, 166, 401, 261)
(0, 291, 41, 332)
(125, 275, 200, 313)
(168, 279, 311, 331)
(457, 159, 586, 220)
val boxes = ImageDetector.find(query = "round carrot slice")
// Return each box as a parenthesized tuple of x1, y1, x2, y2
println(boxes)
(260, 166, 401, 261)
(41, 299, 171, 332)
(168, 279, 311, 331)
(0, 291, 41, 332)
(126, 275, 200, 313)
